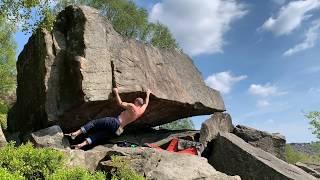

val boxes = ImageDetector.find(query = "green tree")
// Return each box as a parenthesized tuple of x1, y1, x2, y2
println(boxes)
(159, 118, 195, 130)
(0, 15, 16, 98)
(148, 22, 178, 49)
(0, 0, 55, 33)
(0, 15, 16, 130)
(306, 111, 320, 140)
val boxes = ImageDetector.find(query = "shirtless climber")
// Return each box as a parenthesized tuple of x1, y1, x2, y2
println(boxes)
(65, 87, 152, 149)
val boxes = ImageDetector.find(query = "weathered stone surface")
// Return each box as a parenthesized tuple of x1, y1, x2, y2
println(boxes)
(0, 125, 7, 147)
(209, 132, 316, 180)
(303, 163, 320, 173)
(99, 146, 241, 180)
(29, 125, 70, 148)
(58, 145, 240, 179)
(233, 125, 286, 160)
(295, 162, 320, 178)
(199, 112, 233, 148)
(8, 5, 225, 133)
(60, 145, 113, 171)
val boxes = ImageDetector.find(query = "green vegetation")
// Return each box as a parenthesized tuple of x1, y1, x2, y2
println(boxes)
(0, 0, 178, 49)
(0, 15, 16, 98)
(0, 143, 106, 179)
(0, 0, 55, 33)
(47, 167, 105, 180)
(306, 111, 320, 140)
(0, 167, 24, 180)
(159, 118, 195, 130)
(0, 143, 64, 179)
(285, 144, 320, 164)
(0, 14, 16, 131)
(110, 156, 145, 180)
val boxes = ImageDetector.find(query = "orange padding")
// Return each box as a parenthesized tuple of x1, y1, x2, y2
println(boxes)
(166, 138, 178, 152)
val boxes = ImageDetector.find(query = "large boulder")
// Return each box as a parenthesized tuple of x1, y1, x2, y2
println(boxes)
(233, 125, 286, 160)
(8, 5, 225, 133)
(209, 132, 316, 180)
(98, 146, 240, 180)
(199, 112, 234, 148)
(29, 125, 70, 148)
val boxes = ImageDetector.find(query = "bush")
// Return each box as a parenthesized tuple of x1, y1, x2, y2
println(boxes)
(110, 156, 145, 180)
(0, 143, 107, 179)
(0, 167, 24, 180)
(0, 142, 64, 179)
(47, 167, 105, 180)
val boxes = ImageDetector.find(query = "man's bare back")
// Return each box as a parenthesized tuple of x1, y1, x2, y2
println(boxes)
(113, 88, 151, 128)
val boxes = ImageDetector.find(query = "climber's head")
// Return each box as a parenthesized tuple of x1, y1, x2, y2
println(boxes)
(134, 97, 144, 107)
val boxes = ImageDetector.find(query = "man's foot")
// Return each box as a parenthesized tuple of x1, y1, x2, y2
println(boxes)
(71, 141, 88, 149)
(64, 133, 77, 140)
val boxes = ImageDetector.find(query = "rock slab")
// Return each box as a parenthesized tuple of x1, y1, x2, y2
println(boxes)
(209, 132, 316, 180)
(295, 162, 320, 178)
(233, 125, 286, 160)
(99, 146, 241, 180)
(8, 5, 225, 133)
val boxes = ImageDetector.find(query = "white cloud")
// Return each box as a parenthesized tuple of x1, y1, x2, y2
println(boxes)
(257, 100, 271, 108)
(249, 83, 286, 97)
(283, 20, 320, 56)
(205, 71, 247, 94)
(261, 0, 320, 36)
(149, 0, 248, 56)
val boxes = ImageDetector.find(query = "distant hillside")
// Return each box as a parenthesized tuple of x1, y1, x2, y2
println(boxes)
(285, 142, 320, 164)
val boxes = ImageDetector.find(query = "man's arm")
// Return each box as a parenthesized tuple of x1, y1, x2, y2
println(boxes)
(113, 87, 132, 109)
(142, 89, 151, 110)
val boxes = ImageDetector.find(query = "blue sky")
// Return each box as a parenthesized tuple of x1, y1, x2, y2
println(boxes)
(15, 0, 320, 142)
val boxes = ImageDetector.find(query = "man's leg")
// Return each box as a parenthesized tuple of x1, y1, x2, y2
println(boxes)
(65, 118, 105, 139)
(71, 131, 106, 149)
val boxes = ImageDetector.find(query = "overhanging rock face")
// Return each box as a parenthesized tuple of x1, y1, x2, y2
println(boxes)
(8, 5, 225, 133)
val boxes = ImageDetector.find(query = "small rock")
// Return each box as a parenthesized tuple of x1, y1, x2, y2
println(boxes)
(29, 125, 70, 149)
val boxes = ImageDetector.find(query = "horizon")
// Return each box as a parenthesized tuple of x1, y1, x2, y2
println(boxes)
(14, 0, 320, 143)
